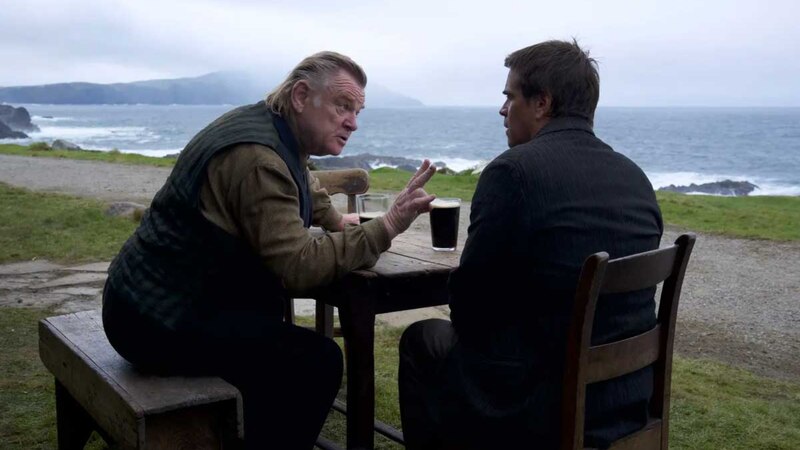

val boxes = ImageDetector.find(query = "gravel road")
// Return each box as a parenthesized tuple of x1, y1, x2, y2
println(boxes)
(2, 154, 797, 380)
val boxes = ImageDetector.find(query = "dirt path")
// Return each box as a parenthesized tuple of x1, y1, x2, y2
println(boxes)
(1, 154, 798, 381)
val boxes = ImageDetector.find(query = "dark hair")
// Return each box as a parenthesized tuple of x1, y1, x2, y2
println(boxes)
(504, 39, 599, 123)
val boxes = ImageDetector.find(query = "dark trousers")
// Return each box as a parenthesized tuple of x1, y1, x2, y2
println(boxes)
(399, 319, 458, 450)
(103, 286, 342, 450)
(400, 319, 561, 450)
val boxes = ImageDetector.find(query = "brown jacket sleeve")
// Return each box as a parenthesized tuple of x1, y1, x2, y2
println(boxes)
(308, 169, 344, 231)
(199, 144, 390, 295)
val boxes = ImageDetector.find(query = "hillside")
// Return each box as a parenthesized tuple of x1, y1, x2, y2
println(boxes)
(0, 72, 423, 107)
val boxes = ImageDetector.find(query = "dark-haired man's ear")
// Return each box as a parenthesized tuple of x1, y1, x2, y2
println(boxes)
(290, 80, 311, 114)
(534, 93, 553, 119)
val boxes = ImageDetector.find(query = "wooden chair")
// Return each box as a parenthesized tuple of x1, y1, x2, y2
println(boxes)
(282, 168, 370, 338)
(561, 233, 696, 450)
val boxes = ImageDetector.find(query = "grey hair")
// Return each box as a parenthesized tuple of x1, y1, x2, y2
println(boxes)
(265, 51, 367, 117)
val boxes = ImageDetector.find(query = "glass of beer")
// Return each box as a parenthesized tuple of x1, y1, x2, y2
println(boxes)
(356, 194, 390, 224)
(429, 197, 461, 251)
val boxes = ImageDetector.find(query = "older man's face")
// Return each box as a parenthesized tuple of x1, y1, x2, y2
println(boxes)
(295, 70, 365, 157)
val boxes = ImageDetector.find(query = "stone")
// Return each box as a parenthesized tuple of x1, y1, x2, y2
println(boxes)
(0, 104, 39, 132)
(51, 139, 82, 150)
(34, 272, 107, 289)
(310, 153, 450, 172)
(55, 297, 102, 314)
(0, 260, 63, 275)
(0, 292, 71, 309)
(0, 120, 27, 139)
(64, 262, 111, 273)
(658, 179, 760, 196)
(105, 201, 147, 220)
(51, 287, 103, 297)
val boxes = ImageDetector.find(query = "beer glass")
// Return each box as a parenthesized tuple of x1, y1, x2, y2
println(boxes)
(429, 198, 461, 251)
(356, 194, 389, 223)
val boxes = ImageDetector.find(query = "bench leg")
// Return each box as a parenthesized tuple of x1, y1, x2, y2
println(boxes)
(55, 379, 95, 450)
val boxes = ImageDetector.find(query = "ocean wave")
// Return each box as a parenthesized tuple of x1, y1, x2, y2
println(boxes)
(408, 156, 484, 172)
(32, 115, 74, 122)
(115, 148, 183, 158)
(28, 125, 149, 141)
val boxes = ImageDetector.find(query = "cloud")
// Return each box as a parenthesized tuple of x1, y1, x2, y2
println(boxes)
(0, 0, 798, 105)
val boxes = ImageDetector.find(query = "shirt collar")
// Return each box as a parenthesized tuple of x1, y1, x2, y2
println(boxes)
(271, 112, 305, 163)
(534, 115, 595, 139)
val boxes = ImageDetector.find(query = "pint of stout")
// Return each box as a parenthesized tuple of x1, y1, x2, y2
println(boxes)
(429, 198, 461, 251)
(359, 211, 384, 224)
(356, 194, 390, 224)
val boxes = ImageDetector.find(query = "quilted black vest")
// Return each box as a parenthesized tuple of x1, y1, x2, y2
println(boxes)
(107, 102, 308, 330)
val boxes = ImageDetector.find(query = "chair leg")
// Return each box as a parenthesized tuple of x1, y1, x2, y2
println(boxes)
(315, 302, 334, 338)
(284, 298, 296, 324)
(55, 379, 94, 450)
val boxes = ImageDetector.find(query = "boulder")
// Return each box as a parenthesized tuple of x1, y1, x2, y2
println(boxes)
(658, 179, 759, 196)
(105, 202, 147, 221)
(0, 104, 39, 132)
(311, 153, 450, 172)
(0, 120, 28, 139)
(51, 139, 82, 151)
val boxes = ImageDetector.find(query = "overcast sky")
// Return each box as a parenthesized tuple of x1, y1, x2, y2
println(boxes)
(1, 0, 798, 106)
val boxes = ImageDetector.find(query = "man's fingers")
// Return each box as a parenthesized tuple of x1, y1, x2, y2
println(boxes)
(410, 194, 436, 213)
(406, 159, 432, 188)
(407, 164, 436, 191)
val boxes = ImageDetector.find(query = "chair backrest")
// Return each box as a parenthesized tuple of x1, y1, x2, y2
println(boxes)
(313, 168, 370, 213)
(561, 233, 696, 450)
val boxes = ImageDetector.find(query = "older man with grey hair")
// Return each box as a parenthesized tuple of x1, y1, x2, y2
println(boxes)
(102, 51, 436, 450)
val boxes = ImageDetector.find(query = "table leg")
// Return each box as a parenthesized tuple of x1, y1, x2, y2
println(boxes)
(338, 286, 377, 450)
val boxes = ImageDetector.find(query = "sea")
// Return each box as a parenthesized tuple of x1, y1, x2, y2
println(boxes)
(4, 104, 800, 196)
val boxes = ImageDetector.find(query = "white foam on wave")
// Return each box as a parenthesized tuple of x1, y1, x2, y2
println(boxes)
(424, 157, 484, 172)
(646, 171, 800, 196)
(116, 148, 183, 158)
(28, 125, 148, 141)
(32, 115, 73, 122)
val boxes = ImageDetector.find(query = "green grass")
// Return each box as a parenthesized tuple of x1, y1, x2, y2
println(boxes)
(0, 183, 137, 263)
(0, 143, 175, 167)
(656, 191, 800, 241)
(368, 167, 481, 202)
(0, 144, 800, 263)
(2, 308, 798, 450)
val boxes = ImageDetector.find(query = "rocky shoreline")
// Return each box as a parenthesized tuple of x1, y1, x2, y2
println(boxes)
(0, 104, 38, 139)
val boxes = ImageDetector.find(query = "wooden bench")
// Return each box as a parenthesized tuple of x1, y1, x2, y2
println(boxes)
(38, 310, 242, 450)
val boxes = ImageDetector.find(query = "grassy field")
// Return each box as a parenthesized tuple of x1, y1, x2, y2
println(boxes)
(0, 183, 137, 264)
(2, 144, 799, 242)
(2, 308, 798, 450)
(0, 143, 175, 167)
(1, 148, 799, 447)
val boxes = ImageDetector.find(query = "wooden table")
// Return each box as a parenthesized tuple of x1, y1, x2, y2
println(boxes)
(313, 228, 463, 449)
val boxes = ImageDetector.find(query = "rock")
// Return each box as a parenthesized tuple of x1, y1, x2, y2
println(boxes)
(0, 104, 40, 132)
(51, 139, 82, 150)
(105, 202, 147, 221)
(163, 153, 181, 159)
(658, 179, 759, 196)
(311, 153, 449, 172)
(0, 120, 28, 139)
(470, 161, 490, 175)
